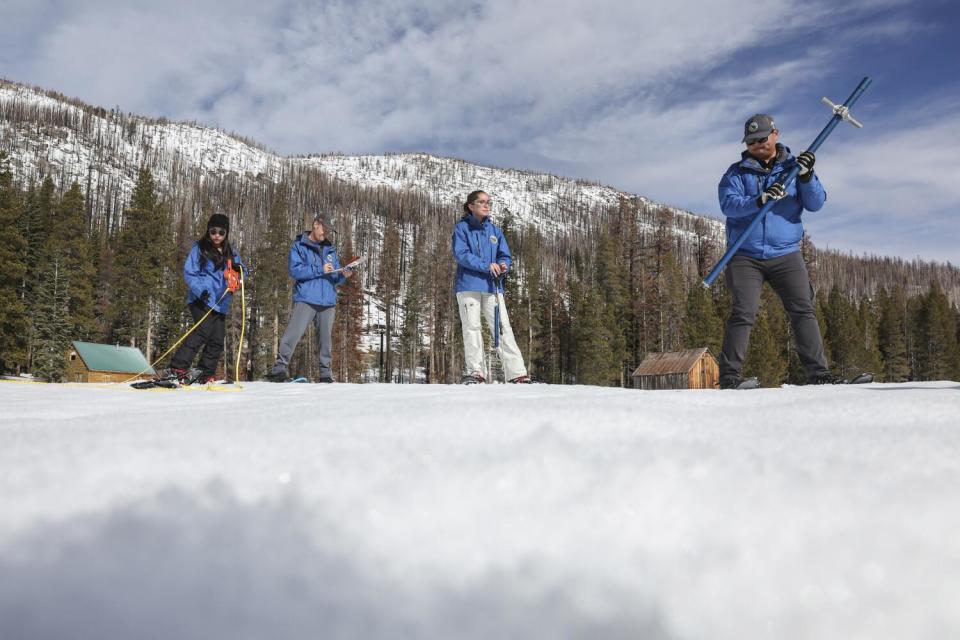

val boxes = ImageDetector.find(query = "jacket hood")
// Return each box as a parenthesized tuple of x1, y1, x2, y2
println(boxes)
(297, 232, 332, 248)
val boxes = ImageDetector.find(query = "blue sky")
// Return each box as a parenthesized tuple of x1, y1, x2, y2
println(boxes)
(2, 0, 958, 264)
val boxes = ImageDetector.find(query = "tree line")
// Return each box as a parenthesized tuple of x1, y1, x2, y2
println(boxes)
(1, 151, 958, 386)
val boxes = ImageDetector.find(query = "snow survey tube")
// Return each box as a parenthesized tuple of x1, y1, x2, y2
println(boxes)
(702, 76, 873, 288)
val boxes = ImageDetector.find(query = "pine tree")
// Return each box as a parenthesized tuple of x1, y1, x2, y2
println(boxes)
(824, 285, 865, 379)
(23, 177, 56, 369)
(333, 230, 365, 382)
(914, 280, 960, 380)
(684, 283, 722, 356)
(375, 218, 402, 382)
(0, 152, 29, 373)
(857, 295, 884, 379)
(398, 227, 425, 382)
(250, 192, 295, 377)
(742, 288, 787, 387)
(110, 168, 170, 359)
(31, 254, 71, 381)
(59, 181, 99, 342)
(593, 229, 629, 384)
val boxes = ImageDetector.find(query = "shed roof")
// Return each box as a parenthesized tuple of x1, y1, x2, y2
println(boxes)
(631, 347, 713, 377)
(71, 341, 155, 375)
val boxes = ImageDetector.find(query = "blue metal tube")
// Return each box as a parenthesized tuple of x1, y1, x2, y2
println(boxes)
(493, 276, 502, 349)
(702, 77, 872, 288)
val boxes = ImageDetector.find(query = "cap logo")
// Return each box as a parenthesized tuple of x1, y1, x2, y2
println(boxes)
(748, 121, 759, 133)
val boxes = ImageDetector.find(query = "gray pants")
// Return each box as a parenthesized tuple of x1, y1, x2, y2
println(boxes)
(272, 302, 336, 377)
(719, 251, 829, 382)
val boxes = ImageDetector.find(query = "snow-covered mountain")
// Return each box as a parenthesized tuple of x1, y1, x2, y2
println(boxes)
(0, 80, 715, 241)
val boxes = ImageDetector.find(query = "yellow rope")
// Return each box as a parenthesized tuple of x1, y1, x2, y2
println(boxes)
(233, 265, 246, 386)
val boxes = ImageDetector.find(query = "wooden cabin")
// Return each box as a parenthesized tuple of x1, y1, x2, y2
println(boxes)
(66, 341, 155, 383)
(631, 347, 719, 390)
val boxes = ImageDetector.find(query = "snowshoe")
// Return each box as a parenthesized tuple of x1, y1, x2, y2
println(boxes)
(131, 379, 179, 390)
(132, 367, 187, 390)
(507, 375, 533, 384)
(461, 373, 485, 385)
(809, 372, 873, 385)
(720, 376, 760, 390)
(182, 368, 216, 386)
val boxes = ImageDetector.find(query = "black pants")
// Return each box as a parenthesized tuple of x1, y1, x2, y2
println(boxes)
(719, 251, 829, 382)
(169, 301, 226, 374)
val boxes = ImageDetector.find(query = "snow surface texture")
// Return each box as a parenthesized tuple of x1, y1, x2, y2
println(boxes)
(1, 380, 958, 639)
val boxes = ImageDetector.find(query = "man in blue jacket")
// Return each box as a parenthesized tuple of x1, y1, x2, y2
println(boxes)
(717, 114, 835, 389)
(264, 214, 354, 383)
(452, 190, 530, 384)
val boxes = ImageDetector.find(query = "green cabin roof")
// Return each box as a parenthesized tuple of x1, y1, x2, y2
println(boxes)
(71, 341, 155, 375)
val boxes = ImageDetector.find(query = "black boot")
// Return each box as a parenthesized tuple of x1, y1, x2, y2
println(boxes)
(720, 375, 760, 390)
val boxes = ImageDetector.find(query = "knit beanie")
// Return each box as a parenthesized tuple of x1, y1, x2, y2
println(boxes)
(207, 213, 229, 233)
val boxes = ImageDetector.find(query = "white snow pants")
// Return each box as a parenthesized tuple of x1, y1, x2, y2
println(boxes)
(456, 290, 528, 381)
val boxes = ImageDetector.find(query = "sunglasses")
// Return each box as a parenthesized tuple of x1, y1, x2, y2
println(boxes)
(746, 136, 770, 146)
(209, 227, 227, 237)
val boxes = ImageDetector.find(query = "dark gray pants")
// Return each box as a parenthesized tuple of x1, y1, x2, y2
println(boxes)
(719, 251, 829, 382)
(271, 302, 336, 377)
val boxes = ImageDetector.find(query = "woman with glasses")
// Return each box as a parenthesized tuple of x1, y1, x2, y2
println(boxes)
(164, 213, 245, 385)
(452, 190, 530, 384)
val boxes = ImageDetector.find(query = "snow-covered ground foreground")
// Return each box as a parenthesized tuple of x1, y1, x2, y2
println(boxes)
(1, 380, 958, 639)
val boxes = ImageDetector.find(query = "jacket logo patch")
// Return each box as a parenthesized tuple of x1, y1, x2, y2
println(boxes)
(326, 255, 334, 261)
(490, 235, 497, 244)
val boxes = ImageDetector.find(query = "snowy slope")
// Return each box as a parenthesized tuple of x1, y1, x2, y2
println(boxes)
(1, 380, 958, 639)
(0, 81, 717, 240)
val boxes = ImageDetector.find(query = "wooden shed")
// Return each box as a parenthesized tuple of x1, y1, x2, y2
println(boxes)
(66, 341, 155, 383)
(631, 347, 719, 390)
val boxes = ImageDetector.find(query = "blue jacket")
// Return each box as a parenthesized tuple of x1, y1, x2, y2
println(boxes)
(184, 242, 246, 314)
(289, 233, 345, 306)
(718, 144, 827, 260)
(452, 214, 513, 294)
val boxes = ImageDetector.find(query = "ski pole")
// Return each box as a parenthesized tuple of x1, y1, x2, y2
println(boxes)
(702, 76, 872, 288)
(493, 274, 504, 349)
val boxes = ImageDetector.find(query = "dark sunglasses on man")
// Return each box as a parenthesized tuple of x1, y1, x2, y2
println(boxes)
(746, 136, 769, 146)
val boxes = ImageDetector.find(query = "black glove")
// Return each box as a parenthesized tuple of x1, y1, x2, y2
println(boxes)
(756, 183, 786, 208)
(231, 261, 242, 272)
(199, 290, 210, 303)
(796, 151, 815, 182)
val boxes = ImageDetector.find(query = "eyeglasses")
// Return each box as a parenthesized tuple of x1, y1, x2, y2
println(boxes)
(209, 227, 227, 237)
(474, 199, 492, 206)
(746, 136, 769, 146)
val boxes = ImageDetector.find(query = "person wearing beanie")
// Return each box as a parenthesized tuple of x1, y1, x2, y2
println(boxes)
(162, 212, 246, 385)
(263, 213, 354, 383)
